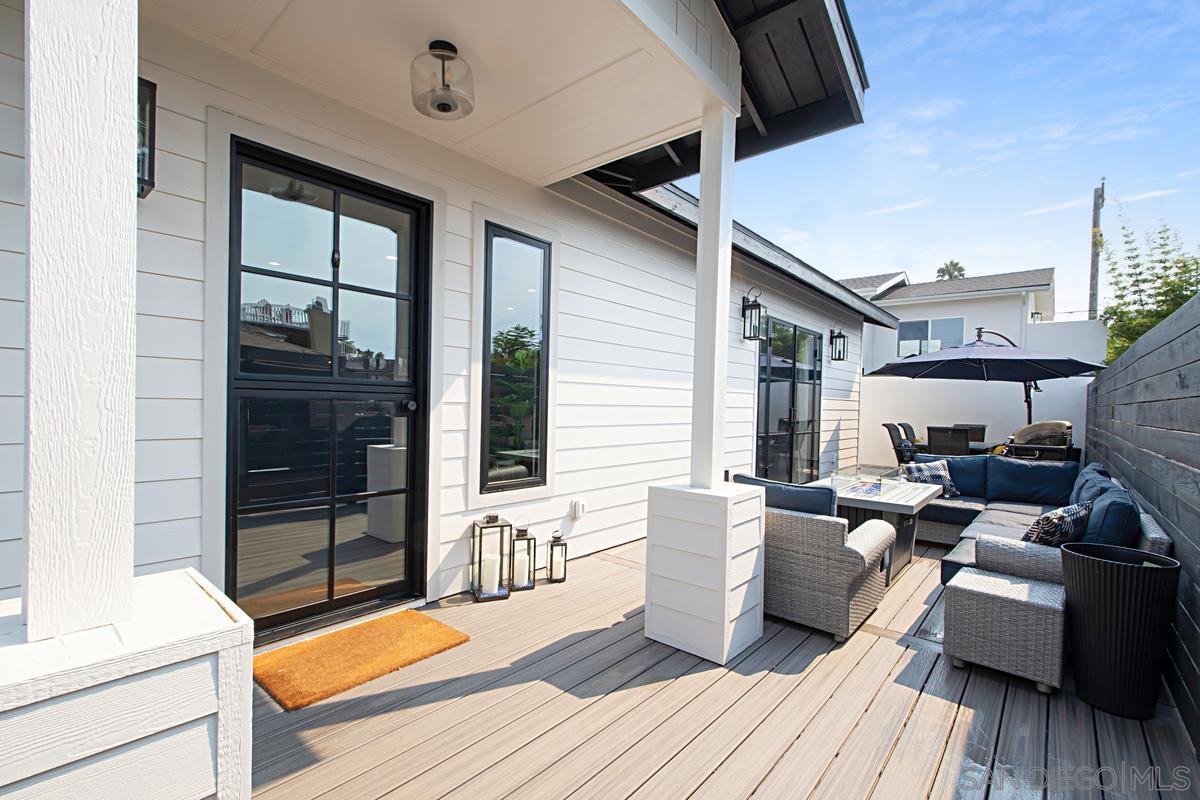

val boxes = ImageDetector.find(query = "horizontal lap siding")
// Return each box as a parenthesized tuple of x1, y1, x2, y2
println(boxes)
(1085, 293, 1200, 750)
(0, 10, 870, 606)
(0, 7, 206, 599)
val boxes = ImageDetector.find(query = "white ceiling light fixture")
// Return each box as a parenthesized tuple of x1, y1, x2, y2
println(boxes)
(411, 40, 475, 121)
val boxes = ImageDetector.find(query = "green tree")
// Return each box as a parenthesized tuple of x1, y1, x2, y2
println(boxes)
(1101, 220, 1199, 361)
(936, 260, 965, 280)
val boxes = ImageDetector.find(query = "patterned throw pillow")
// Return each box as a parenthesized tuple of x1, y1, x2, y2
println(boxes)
(902, 459, 959, 497)
(1022, 501, 1093, 547)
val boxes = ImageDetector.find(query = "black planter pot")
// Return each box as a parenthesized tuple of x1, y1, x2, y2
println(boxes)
(1061, 542, 1180, 719)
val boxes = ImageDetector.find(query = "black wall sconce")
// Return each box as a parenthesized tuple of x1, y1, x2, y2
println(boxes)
(829, 328, 848, 361)
(1030, 311, 1043, 322)
(137, 78, 157, 199)
(741, 288, 765, 341)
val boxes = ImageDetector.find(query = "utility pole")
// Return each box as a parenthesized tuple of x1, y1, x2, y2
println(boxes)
(1088, 177, 1105, 320)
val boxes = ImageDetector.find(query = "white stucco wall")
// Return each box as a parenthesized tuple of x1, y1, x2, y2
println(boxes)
(0, 9, 867, 605)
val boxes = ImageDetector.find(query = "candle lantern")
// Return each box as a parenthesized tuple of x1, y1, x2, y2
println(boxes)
(471, 514, 512, 601)
(547, 531, 568, 583)
(509, 526, 536, 591)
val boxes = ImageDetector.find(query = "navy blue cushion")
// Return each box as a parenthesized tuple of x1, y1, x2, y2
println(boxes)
(919, 496, 987, 526)
(986, 456, 1079, 506)
(916, 453, 988, 498)
(1070, 462, 1113, 505)
(732, 474, 837, 516)
(1082, 488, 1141, 547)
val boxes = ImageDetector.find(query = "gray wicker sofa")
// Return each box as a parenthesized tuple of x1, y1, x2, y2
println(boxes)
(732, 474, 896, 641)
(924, 456, 1173, 584)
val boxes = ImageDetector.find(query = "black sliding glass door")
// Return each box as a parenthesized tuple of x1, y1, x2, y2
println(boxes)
(756, 318, 822, 484)
(227, 141, 429, 631)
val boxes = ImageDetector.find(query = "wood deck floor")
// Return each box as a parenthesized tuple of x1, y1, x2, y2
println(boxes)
(251, 540, 1200, 799)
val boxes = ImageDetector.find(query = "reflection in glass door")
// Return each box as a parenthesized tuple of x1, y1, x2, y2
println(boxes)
(756, 318, 822, 483)
(228, 141, 429, 631)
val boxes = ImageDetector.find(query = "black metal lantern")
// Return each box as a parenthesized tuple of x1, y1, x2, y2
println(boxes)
(741, 289, 765, 341)
(829, 329, 848, 362)
(509, 526, 536, 591)
(547, 531, 568, 583)
(471, 514, 512, 601)
(137, 78, 157, 199)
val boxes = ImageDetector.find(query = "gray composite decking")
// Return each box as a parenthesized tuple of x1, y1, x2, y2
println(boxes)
(251, 540, 1200, 799)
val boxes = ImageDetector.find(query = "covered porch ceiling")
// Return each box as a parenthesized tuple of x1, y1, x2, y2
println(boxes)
(588, 0, 869, 191)
(139, 0, 741, 186)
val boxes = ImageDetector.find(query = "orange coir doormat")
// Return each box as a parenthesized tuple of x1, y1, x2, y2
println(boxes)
(253, 610, 469, 711)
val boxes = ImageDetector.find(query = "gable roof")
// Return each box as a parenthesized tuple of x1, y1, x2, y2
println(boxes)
(845, 268, 1055, 302)
(841, 272, 904, 292)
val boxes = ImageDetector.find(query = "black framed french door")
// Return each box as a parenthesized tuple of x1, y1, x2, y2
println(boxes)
(226, 138, 431, 632)
(756, 318, 823, 484)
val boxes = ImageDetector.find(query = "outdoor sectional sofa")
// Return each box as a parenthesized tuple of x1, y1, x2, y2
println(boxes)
(908, 454, 1172, 584)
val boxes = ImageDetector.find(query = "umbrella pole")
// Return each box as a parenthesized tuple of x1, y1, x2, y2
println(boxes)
(1023, 381, 1033, 424)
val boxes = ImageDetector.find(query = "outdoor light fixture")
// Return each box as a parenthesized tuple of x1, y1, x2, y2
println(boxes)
(547, 531, 568, 583)
(471, 514, 512, 601)
(411, 40, 475, 120)
(829, 329, 848, 361)
(137, 78, 157, 198)
(1030, 311, 1043, 322)
(509, 526, 536, 591)
(741, 289, 765, 341)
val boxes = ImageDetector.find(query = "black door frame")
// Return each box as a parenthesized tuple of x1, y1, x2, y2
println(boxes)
(225, 137, 432, 635)
(756, 317, 823, 483)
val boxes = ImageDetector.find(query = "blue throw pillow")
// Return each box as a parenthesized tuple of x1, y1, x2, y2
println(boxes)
(1023, 501, 1092, 547)
(916, 453, 987, 497)
(1070, 462, 1112, 505)
(903, 459, 959, 497)
(986, 456, 1079, 506)
(1083, 488, 1141, 547)
(731, 474, 837, 516)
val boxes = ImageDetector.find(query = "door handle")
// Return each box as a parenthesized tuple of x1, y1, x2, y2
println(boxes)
(406, 400, 418, 411)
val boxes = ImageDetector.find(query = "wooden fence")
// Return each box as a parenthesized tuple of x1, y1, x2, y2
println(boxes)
(1086, 292, 1200, 747)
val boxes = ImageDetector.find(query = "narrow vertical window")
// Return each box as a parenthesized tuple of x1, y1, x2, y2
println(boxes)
(481, 223, 550, 492)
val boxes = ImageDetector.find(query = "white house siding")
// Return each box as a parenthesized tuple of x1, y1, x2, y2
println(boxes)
(0, 10, 866, 604)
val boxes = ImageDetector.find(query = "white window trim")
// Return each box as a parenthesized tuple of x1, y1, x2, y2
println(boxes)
(201, 108, 448, 601)
(466, 203, 559, 511)
(897, 315, 965, 355)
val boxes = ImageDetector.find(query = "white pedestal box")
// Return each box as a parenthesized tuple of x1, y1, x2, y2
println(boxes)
(367, 444, 408, 543)
(644, 483, 765, 665)
(0, 570, 254, 798)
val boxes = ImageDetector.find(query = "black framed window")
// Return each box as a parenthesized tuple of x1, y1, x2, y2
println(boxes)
(235, 159, 415, 384)
(481, 223, 551, 493)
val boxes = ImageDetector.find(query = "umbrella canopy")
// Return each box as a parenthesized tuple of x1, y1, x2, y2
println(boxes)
(867, 338, 1106, 382)
(866, 331, 1106, 424)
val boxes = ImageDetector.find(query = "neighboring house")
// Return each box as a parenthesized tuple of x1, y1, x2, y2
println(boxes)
(843, 268, 1106, 465)
(0, 2, 888, 793)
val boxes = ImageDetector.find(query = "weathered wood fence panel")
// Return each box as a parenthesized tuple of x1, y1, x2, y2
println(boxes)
(1086, 292, 1200, 748)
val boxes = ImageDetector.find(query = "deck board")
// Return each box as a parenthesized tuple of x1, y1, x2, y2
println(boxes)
(249, 538, 1200, 800)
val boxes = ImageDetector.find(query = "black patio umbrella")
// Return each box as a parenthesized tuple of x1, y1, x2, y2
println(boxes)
(866, 328, 1106, 424)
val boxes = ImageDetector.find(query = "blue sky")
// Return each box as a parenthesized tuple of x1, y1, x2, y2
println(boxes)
(680, 0, 1199, 316)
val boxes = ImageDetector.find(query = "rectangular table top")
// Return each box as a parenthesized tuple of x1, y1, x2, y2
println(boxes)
(804, 476, 943, 515)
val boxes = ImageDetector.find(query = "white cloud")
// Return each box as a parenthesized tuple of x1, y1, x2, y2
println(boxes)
(1022, 197, 1089, 216)
(1176, 168, 1200, 180)
(866, 197, 935, 216)
(1115, 188, 1180, 204)
(907, 97, 964, 120)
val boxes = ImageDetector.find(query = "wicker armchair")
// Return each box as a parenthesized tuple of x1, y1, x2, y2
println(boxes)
(762, 508, 896, 641)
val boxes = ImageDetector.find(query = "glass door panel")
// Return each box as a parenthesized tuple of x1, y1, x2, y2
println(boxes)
(229, 143, 427, 632)
(234, 505, 331, 620)
(755, 318, 822, 484)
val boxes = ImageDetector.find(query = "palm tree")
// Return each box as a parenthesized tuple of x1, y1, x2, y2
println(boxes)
(936, 260, 965, 280)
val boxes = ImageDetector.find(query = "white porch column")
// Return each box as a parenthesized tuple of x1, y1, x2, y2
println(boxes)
(689, 105, 736, 489)
(644, 103, 765, 666)
(22, 0, 138, 640)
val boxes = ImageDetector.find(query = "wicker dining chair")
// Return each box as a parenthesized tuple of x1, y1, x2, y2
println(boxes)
(898, 422, 918, 442)
(953, 423, 987, 443)
(927, 425, 971, 456)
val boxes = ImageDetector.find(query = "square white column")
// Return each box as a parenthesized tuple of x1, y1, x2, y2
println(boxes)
(645, 484, 764, 664)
